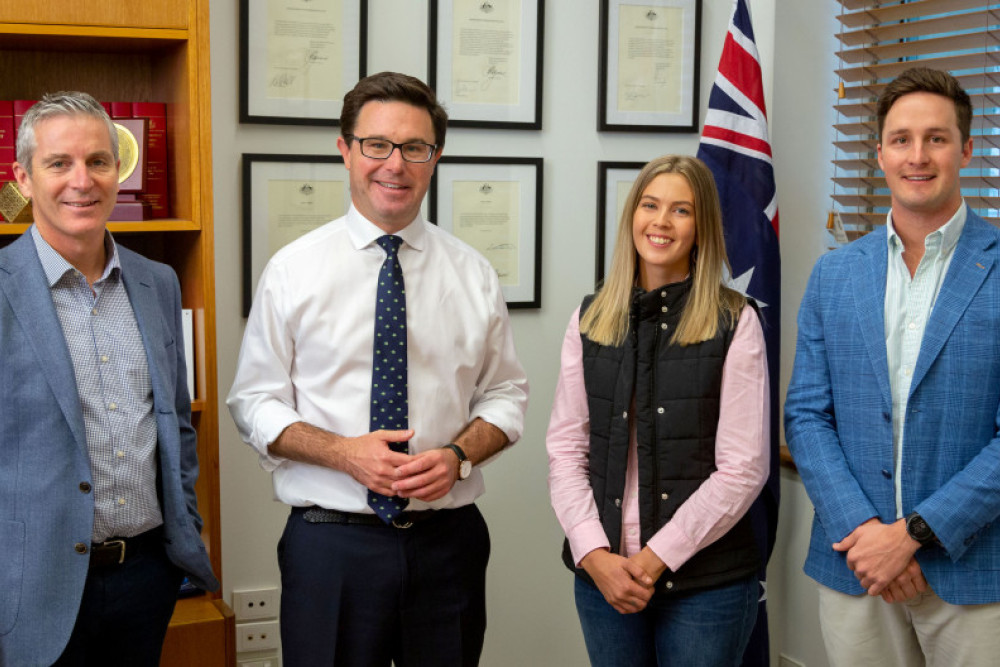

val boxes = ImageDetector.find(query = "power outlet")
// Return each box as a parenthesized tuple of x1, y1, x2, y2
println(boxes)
(238, 659, 278, 667)
(233, 588, 279, 621)
(237, 620, 280, 653)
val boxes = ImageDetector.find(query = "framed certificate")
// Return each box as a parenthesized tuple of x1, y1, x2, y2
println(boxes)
(428, 0, 545, 129)
(242, 154, 350, 315)
(598, 0, 701, 132)
(596, 161, 643, 284)
(240, 0, 368, 126)
(429, 156, 543, 308)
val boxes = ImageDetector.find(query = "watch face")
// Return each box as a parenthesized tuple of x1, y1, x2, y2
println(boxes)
(907, 515, 932, 542)
(459, 459, 473, 480)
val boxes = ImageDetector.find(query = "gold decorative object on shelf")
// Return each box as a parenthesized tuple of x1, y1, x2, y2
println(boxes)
(0, 181, 31, 223)
(115, 122, 140, 183)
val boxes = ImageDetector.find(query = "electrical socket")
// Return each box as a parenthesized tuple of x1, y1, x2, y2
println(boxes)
(233, 588, 279, 621)
(238, 660, 278, 667)
(237, 620, 280, 653)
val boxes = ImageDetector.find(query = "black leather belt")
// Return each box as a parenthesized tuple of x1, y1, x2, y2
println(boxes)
(89, 526, 164, 569)
(299, 506, 438, 529)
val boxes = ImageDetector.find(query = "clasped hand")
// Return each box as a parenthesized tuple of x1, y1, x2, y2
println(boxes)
(832, 518, 927, 602)
(345, 429, 458, 502)
(581, 547, 667, 615)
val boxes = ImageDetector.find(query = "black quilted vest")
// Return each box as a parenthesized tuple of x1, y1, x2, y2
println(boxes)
(562, 279, 760, 594)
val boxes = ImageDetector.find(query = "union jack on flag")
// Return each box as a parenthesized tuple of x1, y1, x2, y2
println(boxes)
(696, 1, 780, 665)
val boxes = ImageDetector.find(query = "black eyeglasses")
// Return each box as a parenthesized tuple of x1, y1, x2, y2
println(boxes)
(346, 135, 438, 163)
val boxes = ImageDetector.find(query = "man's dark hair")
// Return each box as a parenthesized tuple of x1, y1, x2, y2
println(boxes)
(340, 72, 448, 148)
(877, 67, 972, 144)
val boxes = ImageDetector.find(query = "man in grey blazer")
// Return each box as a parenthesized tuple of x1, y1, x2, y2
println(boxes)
(786, 68, 1000, 666)
(0, 92, 217, 666)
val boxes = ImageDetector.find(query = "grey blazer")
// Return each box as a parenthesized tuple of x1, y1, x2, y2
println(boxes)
(0, 230, 218, 666)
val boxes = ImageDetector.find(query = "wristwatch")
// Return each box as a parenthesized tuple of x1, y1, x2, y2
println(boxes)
(442, 443, 472, 480)
(905, 512, 938, 548)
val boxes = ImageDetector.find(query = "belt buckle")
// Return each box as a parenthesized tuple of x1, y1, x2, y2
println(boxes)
(391, 516, 414, 529)
(105, 539, 126, 564)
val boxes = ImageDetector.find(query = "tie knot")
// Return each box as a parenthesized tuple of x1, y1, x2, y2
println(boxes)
(377, 235, 403, 256)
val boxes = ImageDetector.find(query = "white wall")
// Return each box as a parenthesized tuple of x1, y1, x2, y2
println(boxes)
(209, 1, 834, 665)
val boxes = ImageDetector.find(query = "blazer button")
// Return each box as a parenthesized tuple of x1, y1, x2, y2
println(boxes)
(79, 482, 92, 493)
(74, 543, 88, 554)
(664, 581, 674, 590)
(661, 493, 670, 500)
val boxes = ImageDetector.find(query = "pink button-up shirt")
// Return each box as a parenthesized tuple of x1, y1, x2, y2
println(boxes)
(547, 304, 769, 573)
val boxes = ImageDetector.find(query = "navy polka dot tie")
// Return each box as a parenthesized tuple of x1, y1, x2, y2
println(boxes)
(368, 235, 410, 522)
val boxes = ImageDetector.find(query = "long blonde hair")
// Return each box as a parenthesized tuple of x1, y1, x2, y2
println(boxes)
(580, 155, 745, 347)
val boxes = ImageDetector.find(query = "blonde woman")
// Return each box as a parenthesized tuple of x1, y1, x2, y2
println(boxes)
(547, 155, 769, 666)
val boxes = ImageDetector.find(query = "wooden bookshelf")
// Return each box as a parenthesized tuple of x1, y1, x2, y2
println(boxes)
(0, 1, 229, 663)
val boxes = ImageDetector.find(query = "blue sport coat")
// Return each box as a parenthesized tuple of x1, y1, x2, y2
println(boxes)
(785, 209, 1000, 605)
(0, 230, 218, 666)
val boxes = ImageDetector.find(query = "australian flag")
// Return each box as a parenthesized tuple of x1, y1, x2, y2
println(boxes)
(696, 1, 781, 665)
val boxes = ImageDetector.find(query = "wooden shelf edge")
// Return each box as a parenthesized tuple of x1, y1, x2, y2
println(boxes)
(0, 219, 201, 235)
(0, 23, 188, 41)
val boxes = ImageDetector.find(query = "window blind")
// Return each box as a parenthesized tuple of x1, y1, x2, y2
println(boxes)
(831, 1, 1000, 240)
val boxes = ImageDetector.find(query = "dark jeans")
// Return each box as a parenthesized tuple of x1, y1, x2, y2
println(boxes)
(574, 573, 759, 667)
(53, 532, 183, 666)
(278, 504, 491, 667)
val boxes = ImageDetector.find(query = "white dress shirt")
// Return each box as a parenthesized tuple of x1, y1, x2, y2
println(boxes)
(884, 202, 965, 517)
(228, 205, 529, 512)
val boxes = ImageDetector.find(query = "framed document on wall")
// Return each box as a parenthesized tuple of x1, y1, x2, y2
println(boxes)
(240, 0, 368, 125)
(596, 161, 643, 284)
(428, 0, 545, 129)
(429, 156, 543, 308)
(242, 154, 350, 315)
(598, 0, 701, 132)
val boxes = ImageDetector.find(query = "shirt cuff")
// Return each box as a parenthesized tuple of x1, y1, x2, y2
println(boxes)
(568, 518, 612, 567)
(646, 521, 700, 573)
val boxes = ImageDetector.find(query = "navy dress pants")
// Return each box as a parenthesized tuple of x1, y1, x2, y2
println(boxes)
(279, 504, 491, 667)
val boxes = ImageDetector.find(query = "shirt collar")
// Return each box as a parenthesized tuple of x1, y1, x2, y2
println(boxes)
(886, 200, 966, 257)
(31, 224, 121, 286)
(345, 204, 427, 253)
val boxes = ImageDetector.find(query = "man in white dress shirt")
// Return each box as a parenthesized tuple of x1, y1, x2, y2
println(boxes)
(228, 72, 529, 667)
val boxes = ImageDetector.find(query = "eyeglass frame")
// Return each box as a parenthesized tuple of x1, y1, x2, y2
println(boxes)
(345, 134, 439, 163)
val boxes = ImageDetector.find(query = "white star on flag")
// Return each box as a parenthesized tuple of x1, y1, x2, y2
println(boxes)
(724, 266, 769, 309)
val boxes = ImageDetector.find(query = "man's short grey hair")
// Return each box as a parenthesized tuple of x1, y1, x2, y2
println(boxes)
(16, 91, 119, 175)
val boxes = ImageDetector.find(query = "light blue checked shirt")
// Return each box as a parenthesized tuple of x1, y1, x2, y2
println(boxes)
(31, 226, 162, 542)
(884, 203, 966, 518)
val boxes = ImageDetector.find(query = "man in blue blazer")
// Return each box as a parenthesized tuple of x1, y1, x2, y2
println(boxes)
(786, 68, 1000, 665)
(0, 92, 217, 666)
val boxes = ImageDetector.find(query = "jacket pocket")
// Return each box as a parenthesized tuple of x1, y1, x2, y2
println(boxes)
(0, 520, 25, 635)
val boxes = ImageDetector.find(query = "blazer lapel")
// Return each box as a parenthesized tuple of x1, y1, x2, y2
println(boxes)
(910, 214, 995, 394)
(119, 251, 171, 413)
(0, 232, 88, 451)
(850, 231, 893, 410)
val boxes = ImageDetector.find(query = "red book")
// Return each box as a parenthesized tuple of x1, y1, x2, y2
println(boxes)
(13, 100, 36, 134)
(0, 101, 13, 151)
(0, 147, 13, 184)
(109, 101, 133, 119)
(132, 102, 169, 218)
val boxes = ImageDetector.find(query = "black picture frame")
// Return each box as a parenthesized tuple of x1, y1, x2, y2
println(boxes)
(596, 161, 644, 284)
(242, 153, 349, 315)
(239, 0, 368, 126)
(598, 0, 701, 132)
(429, 156, 543, 308)
(428, 0, 545, 129)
